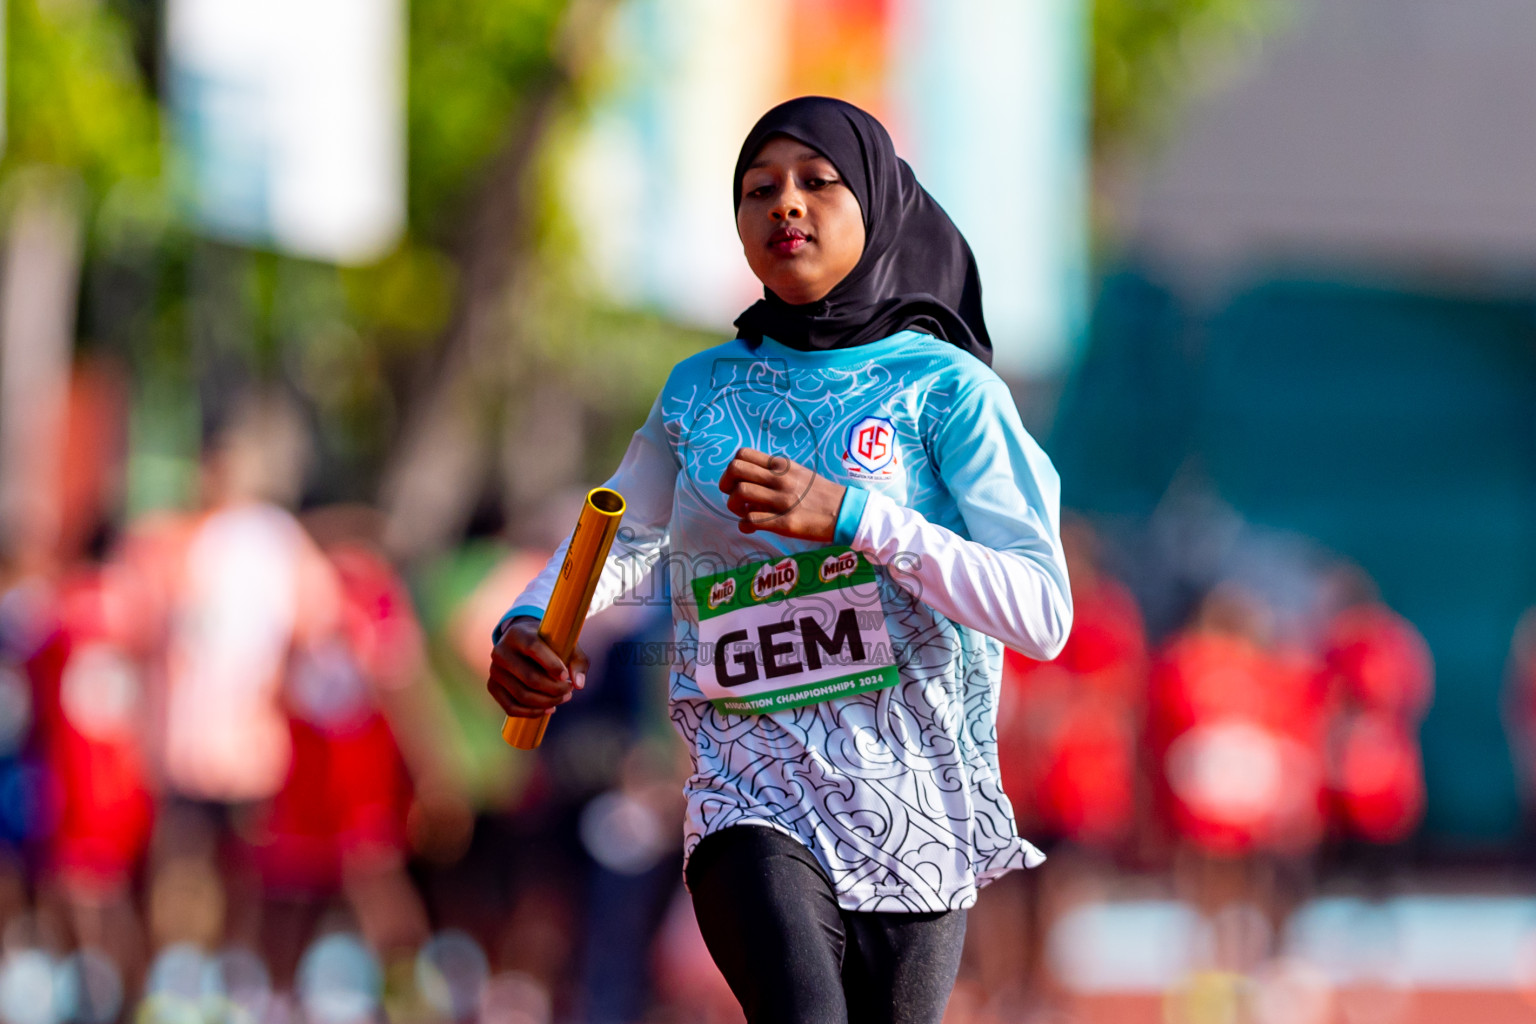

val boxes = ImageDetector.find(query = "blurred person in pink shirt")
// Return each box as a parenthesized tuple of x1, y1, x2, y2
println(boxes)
(122, 393, 342, 948)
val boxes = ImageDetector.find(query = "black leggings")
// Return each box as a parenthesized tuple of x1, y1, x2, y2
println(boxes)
(686, 824, 967, 1024)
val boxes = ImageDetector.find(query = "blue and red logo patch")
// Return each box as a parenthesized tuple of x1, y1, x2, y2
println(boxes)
(844, 416, 898, 475)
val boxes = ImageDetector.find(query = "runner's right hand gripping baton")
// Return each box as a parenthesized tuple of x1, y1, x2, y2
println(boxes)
(501, 487, 627, 750)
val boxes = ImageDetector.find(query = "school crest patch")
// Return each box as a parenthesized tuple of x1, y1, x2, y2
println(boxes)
(845, 416, 897, 475)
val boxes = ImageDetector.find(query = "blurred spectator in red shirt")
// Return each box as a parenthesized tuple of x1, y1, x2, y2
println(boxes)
(35, 564, 155, 979)
(976, 519, 1149, 1016)
(1147, 584, 1328, 973)
(1148, 584, 1327, 861)
(257, 506, 471, 983)
(998, 518, 1148, 853)
(1317, 578, 1433, 849)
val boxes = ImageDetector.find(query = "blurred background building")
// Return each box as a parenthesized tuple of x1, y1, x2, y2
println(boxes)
(1, 0, 1535, 1021)
(1060, 0, 1536, 847)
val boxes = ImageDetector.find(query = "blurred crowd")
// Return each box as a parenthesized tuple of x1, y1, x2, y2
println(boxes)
(963, 511, 1438, 1023)
(12, 370, 1536, 1024)
(0, 379, 695, 1024)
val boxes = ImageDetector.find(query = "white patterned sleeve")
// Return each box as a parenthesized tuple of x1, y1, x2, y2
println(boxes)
(493, 384, 677, 641)
(833, 377, 1072, 659)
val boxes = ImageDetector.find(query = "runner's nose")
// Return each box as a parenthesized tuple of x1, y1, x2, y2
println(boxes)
(772, 185, 805, 221)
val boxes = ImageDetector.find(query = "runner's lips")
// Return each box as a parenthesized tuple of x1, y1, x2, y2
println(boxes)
(768, 227, 810, 253)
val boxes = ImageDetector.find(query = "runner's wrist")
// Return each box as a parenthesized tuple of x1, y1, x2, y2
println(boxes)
(492, 606, 544, 644)
(833, 485, 870, 546)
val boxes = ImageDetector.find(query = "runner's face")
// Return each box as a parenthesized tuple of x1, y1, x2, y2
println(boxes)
(737, 136, 865, 305)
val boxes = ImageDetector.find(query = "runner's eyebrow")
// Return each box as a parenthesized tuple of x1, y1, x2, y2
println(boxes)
(746, 149, 826, 171)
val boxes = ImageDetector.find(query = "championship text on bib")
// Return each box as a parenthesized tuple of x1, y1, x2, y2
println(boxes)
(690, 545, 899, 715)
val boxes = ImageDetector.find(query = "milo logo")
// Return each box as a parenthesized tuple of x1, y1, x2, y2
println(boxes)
(819, 551, 859, 583)
(751, 557, 799, 601)
(707, 577, 736, 610)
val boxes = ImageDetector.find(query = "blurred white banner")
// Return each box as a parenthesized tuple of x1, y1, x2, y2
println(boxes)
(167, 0, 405, 265)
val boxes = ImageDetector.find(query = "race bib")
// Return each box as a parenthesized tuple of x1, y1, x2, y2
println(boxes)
(691, 545, 899, 715)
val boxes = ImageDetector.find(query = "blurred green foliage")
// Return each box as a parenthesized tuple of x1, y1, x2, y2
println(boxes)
(405, 0, 567, 243)
(1, 0, 1283, 513)
(1093, 0, 1280, 152)
(3, 0, 161, 192)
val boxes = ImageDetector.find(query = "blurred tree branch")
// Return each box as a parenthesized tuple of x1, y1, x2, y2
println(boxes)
(376, 0, 619, 559)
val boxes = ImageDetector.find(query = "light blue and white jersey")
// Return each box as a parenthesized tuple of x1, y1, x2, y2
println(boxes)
(503, 329, 1072, 911)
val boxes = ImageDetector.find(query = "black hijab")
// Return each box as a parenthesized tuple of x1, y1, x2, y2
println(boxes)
(731, 96, 993, 367)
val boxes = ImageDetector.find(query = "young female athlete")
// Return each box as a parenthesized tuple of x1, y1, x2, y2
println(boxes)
(487, 96, 1073, 1024)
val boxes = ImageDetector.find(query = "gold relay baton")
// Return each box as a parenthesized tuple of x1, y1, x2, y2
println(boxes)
(501, 487, 627, 750)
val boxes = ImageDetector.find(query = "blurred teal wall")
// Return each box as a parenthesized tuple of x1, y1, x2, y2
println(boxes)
(1053, 271, 1536, 846)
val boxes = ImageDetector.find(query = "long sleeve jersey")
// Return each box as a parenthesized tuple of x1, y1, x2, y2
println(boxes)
(500, 330, 1072, 911)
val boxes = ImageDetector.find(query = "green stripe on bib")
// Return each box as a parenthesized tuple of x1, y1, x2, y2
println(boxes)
(691, 545, 878, 620)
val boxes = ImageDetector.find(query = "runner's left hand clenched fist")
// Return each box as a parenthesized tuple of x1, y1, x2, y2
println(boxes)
(719, 447, 847, 543)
